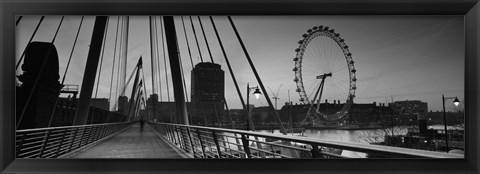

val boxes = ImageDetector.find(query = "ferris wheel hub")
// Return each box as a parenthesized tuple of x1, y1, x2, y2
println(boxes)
(316, 72, 332, 79)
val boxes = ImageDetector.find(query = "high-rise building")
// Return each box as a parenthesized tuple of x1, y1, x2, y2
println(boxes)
(191, 62, 225, 126)
(117, 96, 129, 115)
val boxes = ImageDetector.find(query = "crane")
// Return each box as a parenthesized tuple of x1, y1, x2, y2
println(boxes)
(268, 84, 283, 110)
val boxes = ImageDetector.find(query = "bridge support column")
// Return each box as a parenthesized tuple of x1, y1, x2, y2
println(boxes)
(73, 16, 108, 125)
(163, 16, 189, 125)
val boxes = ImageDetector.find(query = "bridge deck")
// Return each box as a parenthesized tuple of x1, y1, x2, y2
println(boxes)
(69, 123, 184, 158)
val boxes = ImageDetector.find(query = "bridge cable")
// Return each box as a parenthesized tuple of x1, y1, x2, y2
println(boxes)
(91, 17, 110, 124)
(16, 16, 45, 70)
(149, 16, 158, 122)
(113, 16, 124, 111)
(210, 16, 246, 129)
(152, 16, 164, 121)
(112, 65, 138, 112)
(181, 16, 194, 69)
(228, 16, 288, 134)
(154, 17, 163, 102)
(117, 16, 126, 98)
(119, 17, 130, 97)
(198, 16, 214, 63)
(51, 16, 65, 43)
(48, 16, 85, 127)
(189, 16, 203, 63)
(141, 66, 150, 121)
(175, 33, 192, 124)
(108, 16, 121, 111)
(155, 16, 163, 101)
(17, 16, 65, 129)
(16, 16, 23, 26)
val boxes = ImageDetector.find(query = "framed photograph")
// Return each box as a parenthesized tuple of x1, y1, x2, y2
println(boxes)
(1, 0, 479, 174)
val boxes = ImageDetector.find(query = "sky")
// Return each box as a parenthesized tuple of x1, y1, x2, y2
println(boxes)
(15, 15, 464, 112)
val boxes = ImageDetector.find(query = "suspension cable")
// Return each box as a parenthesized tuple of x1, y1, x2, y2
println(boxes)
(16, 16, 23, 26)
(114, 16, 125, 110)
(109, 16, 121, 110)
(120, 16, 130, 96)
(154, 16, 163, 121)
(210, 16, 247, 127)
(189, 16, 203, 63)
(16, 16, 45, 70)
(113, 65, 137, 110)
(47, 16, 85, 127)
(181, 16, 194, 69)
(198, 16, 214, 63)
(149, 16, 160, 122)
(149, 16, 158, 97)
(51, 16, 65, 43)
(228, 16, 287, 134)
(176, 36, 191, 124)
(61, 16, 84, 85)
(141, 66, 150, 120)
(155, 17, 163, 101)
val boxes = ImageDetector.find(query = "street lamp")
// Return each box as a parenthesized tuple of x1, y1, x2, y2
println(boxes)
(253, 88, 261, 99)
(246, 83, 261, 131)
(442, 94, 460, 152)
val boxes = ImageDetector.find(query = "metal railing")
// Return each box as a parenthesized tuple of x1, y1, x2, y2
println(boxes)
(149, 122, 463, 159)
(16, 121, 134, 158)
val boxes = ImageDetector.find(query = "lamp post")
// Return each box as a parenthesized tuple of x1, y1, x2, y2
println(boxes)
(442, 94, 460, 152)
(246, 83, 261, 131)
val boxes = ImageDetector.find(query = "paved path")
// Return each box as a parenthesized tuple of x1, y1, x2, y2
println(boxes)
(70, 123, 184, 158)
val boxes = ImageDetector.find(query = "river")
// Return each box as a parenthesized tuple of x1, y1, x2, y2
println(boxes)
(256, 124, 458, 144)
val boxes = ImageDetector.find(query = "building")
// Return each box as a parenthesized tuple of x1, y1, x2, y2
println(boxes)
(276, 101, 396, 127)
(389, 100, 428, 119)
(190, 62, 225, 126)
(90, 98, 110, 111)
(117, 96, 129, 115)
(389, 100, 428, 135)
(143, 94, 195, 123)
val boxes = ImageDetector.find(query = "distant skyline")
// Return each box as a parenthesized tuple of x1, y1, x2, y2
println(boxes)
(16, 16, 464, 112)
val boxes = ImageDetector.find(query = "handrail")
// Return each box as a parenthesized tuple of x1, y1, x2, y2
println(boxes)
(149, 122, 463, 159)
(16, 121, 135, 158)
(17, 121, 133, 132)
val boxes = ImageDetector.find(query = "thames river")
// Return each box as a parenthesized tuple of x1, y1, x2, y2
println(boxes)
(257, 124, 457, 144)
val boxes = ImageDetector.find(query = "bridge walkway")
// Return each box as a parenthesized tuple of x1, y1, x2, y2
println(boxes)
(68, 123, 185, 158)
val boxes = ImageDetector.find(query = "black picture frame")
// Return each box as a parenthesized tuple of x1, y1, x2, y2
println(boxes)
(1, 0, 479, 173)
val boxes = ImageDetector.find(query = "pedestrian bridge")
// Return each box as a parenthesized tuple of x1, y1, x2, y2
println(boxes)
(15, 122, 463, 159)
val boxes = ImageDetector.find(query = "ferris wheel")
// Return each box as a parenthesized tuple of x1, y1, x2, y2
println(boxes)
(292, 25, 357, 126)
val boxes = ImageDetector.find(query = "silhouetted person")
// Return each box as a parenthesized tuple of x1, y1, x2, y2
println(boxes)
(140, 119, 145, 131)
(16, 42, 62, 129)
